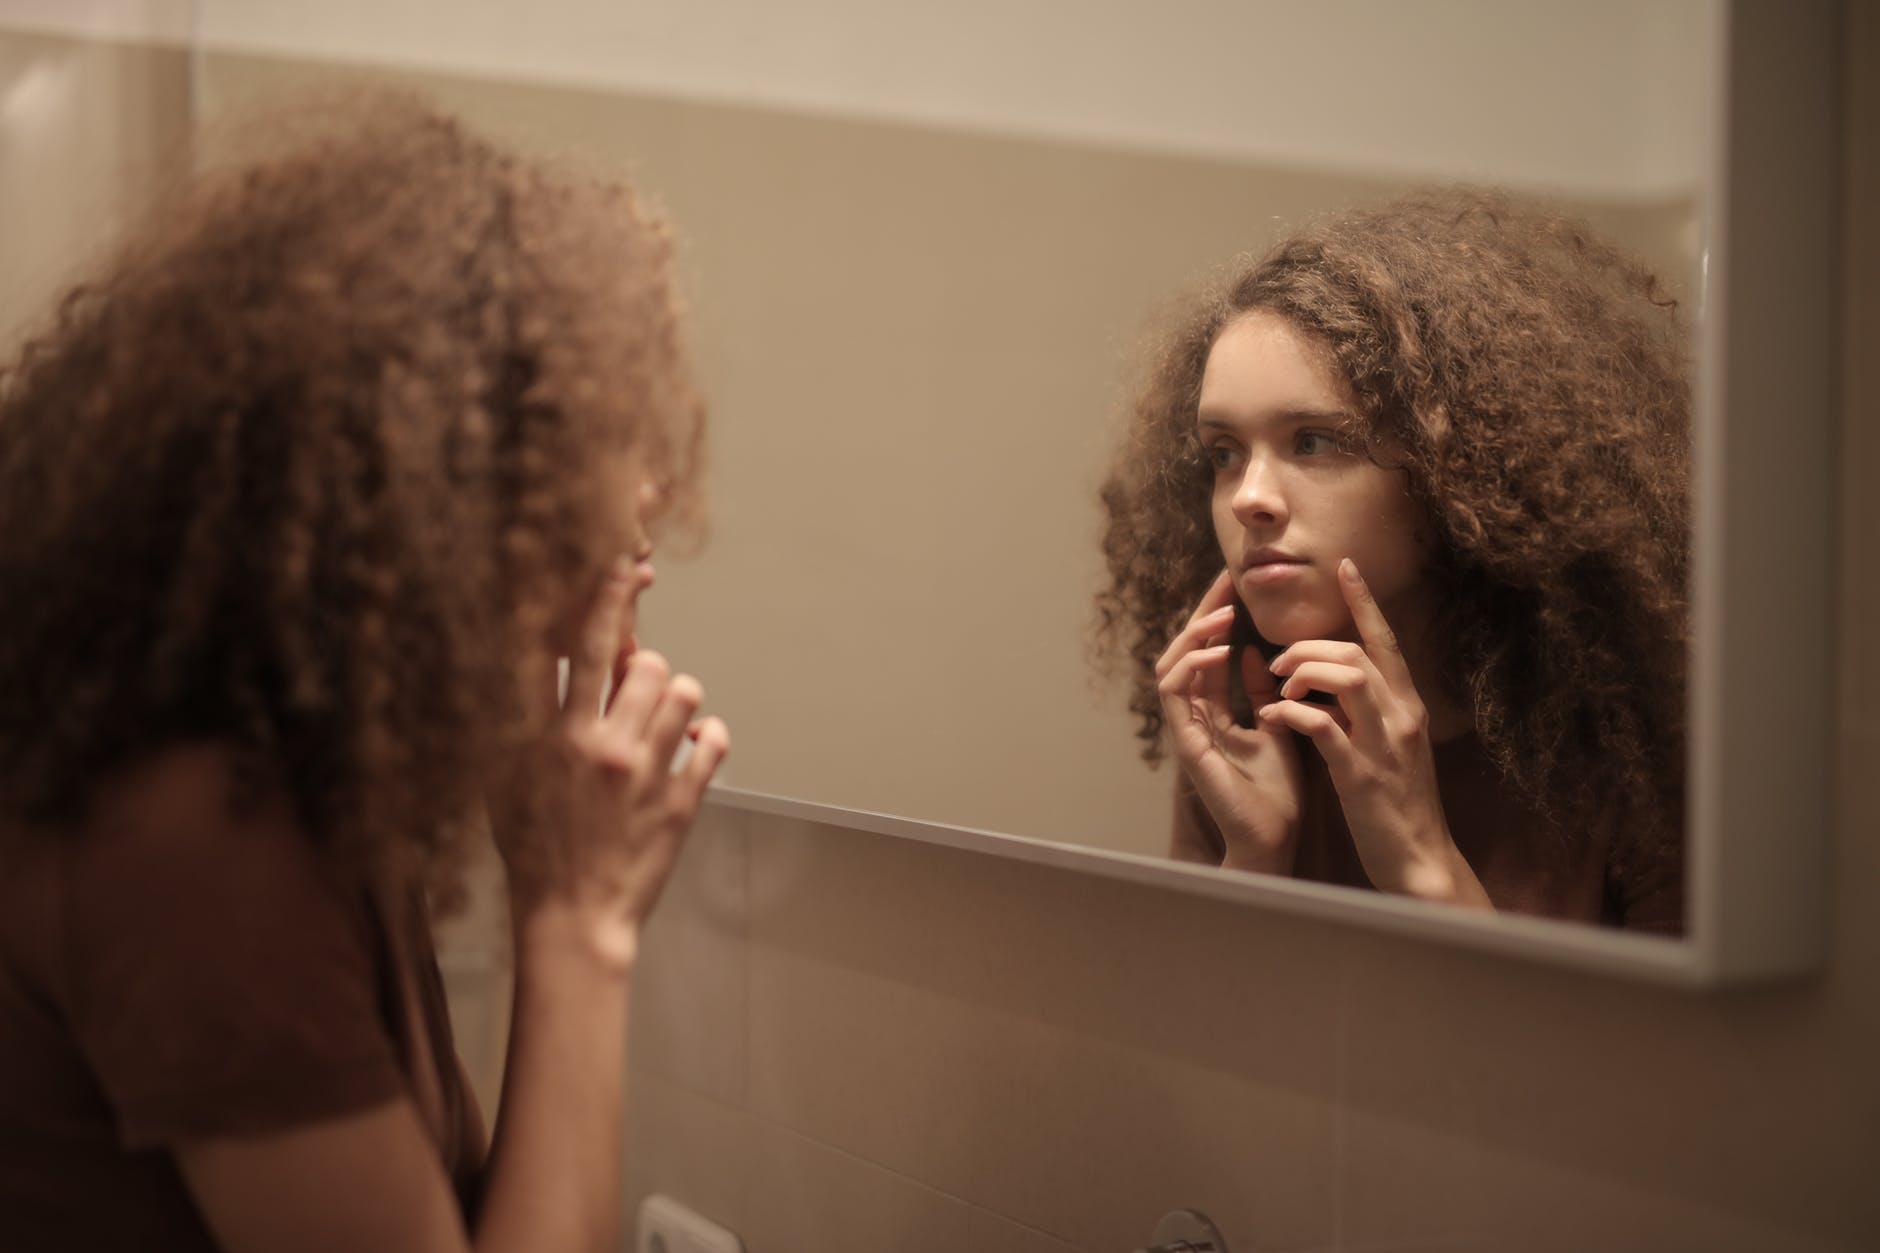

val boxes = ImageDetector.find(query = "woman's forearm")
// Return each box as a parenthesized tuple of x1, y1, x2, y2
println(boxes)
(473, 904, 636, 1253)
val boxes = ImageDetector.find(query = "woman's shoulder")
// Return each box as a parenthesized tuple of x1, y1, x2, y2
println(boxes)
(53, 743, 368, 953)
(4, 743, 305, 904)
(69, 742, 328, 873)
(88, 741, 282, 831)
(5, 743, 417, 1158)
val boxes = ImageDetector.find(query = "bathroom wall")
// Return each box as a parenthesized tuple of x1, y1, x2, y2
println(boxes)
(0, 27, 192, 349)
(5, 9, 1868, 1251)
(565, 11, 1874, 1251)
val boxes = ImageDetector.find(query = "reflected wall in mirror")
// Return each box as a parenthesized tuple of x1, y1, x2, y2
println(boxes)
(176, 0, 1721, 927)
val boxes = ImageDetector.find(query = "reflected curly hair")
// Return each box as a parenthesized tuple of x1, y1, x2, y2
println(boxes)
(1095, 188, 1689, 848)
(0, 90, 704, 904)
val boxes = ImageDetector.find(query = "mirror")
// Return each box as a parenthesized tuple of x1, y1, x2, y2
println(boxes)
(4, 1, 1835, 980)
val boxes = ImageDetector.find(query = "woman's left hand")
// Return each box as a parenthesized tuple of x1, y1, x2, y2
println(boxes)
(1259, 558, 1493, 910)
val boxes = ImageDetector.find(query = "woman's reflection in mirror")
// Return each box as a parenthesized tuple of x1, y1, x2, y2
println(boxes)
(1095, 189, 1689, 932)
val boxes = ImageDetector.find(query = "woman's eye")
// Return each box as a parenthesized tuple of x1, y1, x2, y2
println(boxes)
(1296, 430, 1343, 456)
(1206, 444, 1241, 472)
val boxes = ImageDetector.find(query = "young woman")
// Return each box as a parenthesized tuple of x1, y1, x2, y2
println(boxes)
(0, 93, 728, 1251)
(1096, 189, 1690, 933)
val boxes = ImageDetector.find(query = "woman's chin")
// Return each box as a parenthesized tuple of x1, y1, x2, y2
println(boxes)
(1249, 607, 1353, 648)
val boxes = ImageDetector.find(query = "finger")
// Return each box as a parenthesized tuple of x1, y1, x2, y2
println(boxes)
(1266, 638, 1367, 675)
(1265, 639, 1372, 711)
(1153, 570, 1243, 678)
(605, 648, 670, 734)
(1154, 603, 1238, 679)
(1157, 643, 1232, 701)
(1276, 659, 1385, 733)
(676, 715, 730, 801)
(609, 646, 631, 709)
(1187, 602, 1241, 649)
(1157, 647, 1234, 741)
(609, 635, 641, 705)
(639, 673, 704, 777)
(565, 560, 634, 719)
(603, 558, 655, 710)
(1195, 566, 1239, 614)
(1258, 699, 1356, 768)
(1338, 558, 1413, 687)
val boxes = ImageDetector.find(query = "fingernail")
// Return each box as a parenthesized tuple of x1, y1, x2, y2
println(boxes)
(1340, 557, 1360, 581)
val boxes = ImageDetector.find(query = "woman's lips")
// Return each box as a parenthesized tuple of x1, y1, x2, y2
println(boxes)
(1240, 559, 1308, 586)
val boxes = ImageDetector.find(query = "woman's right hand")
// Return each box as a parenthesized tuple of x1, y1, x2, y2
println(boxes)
(1155, 569, 1303, 873)
(498, 558, 729, 973)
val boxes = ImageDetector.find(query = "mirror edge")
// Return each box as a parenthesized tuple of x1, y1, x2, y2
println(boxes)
(1687, 0, 1840, 984)
(705, 786, 1705, 986)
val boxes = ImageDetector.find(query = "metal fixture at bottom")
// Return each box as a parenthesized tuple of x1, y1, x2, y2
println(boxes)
(1135, 1208, 1229, 1253)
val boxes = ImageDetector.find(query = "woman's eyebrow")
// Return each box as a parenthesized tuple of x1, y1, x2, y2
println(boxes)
(1194, 405, 1352, 430)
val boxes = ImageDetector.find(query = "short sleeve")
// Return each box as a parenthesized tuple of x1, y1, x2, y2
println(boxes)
(58, 776, 406, 1149)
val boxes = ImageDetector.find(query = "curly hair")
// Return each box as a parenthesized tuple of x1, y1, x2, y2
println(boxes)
(1095, 188, 1690, 853)
(0, 89, 705, 906)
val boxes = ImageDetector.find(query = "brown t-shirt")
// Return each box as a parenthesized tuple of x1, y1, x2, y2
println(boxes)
(0, 748, 486, 1251)
(1171, 732, 1685, 933)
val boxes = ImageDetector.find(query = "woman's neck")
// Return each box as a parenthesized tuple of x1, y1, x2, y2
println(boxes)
(1389, 594, 1476, 745)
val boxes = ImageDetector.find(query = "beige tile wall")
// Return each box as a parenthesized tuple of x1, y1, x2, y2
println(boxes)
(585, 9, 1880, 1252)
(0, 30, 193, 350)
(12, 17, 1869, 1253)
(616, 762, 1875, 1253)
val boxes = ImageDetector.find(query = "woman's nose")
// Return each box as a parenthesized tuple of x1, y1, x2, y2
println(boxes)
(1230, 455, 1289, 527)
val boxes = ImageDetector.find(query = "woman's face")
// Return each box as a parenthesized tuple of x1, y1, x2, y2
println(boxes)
(1196, 310, 1430, 646)
(549, 457, 661, 662)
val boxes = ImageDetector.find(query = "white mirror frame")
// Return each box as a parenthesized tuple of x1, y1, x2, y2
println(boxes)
(709, 0, 1840, 988)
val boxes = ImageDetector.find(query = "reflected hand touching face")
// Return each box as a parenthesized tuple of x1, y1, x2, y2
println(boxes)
(1193, 315, 1486, 901)
(1260, 560, 1490, 909)
(1154, 568, 1305, 873)
(1197, 311, 1429, 648)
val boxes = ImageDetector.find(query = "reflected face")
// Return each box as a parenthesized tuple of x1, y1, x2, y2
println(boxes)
(1197, 311, 1428, 646)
